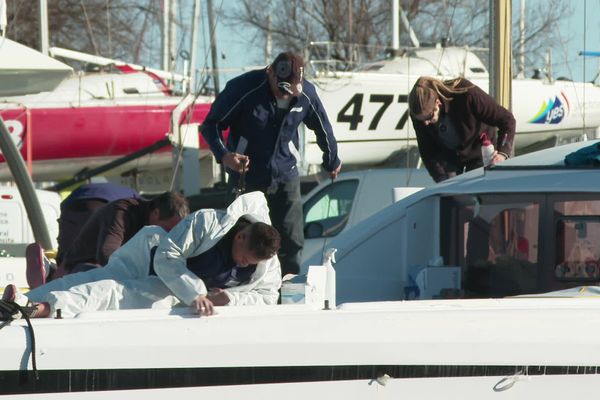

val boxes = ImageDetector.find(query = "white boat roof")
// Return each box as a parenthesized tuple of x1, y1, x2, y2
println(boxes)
(430, 139, 600, 195)
(498, 140, 590, 166)
(356, 46, 489, 79)
(391, 139, 600, 214)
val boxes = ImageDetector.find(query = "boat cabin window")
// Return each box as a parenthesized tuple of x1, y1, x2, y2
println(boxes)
(441, 194, 600, 298)
(553, 200, 600, 283)
(303, 179, 358, 238)
(442, 194, 540, 297)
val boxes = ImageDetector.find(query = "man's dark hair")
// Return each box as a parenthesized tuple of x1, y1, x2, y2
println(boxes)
(150, 191, 189, 220)
(248, 222, 281, 260)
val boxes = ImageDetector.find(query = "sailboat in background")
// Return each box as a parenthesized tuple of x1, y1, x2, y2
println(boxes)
(304, 44, 600, 168)
(0, 0, 216, 192)
(302, 3, 600, 169)
(0, 38, 214, 187)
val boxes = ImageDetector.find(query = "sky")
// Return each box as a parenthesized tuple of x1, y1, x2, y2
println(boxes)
(190, 0, 600, 88)
(191, 1, 263, 90)
(555, 0, 600, 82)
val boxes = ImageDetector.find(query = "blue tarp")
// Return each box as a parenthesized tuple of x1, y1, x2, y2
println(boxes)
(564, 142, 600, 166)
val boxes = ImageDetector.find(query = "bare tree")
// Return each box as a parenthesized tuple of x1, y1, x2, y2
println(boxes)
(513, 0, 574, 79)
(4, 0, 574, 79)
(406, 0, 573, 78)
(228, 0, 391, 70)
(228, 0, 573, 78)
(4, 0, 164, 65)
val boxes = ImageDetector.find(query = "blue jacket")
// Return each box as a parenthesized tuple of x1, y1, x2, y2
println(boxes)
(200, 69, 340, 187)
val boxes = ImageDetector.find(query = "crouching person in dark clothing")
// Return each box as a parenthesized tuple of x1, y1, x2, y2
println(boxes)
(26, 191, 189, 289)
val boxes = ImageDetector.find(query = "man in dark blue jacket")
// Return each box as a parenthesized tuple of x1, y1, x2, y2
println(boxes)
(201, 51, 341, 276)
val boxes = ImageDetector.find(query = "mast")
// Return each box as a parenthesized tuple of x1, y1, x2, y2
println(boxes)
(392, 0, 399, 53)
(518, 0, 525, 78)
(265, 15, 272, 64)
(189, 0, 201, 92)
(162, 0, 171, 72)
(489, 0, 512, 113)
(169, 0, 177, 75)
(39, 0, 49, 55)
(0, 0, 6, 36)
(206, 0, 220, 94)
(206, 0, 224, 184)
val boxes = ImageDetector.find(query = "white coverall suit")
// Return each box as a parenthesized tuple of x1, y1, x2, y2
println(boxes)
(26, 192, 282, 317)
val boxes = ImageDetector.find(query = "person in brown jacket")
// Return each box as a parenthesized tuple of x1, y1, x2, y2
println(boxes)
(408, 76, 516, 182)
(27, 191, 189, 288)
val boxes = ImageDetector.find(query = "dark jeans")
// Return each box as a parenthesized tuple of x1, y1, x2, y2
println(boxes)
(229, 176, 304, 276)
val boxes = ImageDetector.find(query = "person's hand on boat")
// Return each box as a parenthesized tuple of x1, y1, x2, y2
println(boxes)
(193, 295, 215, 316)
(329, 162, 342, 180)
(207, 288, 230, 306)
(490, 152, 508, 166)
(222, 152, 250, 173)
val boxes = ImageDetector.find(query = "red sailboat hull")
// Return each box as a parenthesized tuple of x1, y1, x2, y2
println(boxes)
(0, 101, 213, 181)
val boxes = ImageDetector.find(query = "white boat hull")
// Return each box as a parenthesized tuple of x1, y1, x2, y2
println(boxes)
(2, 298, 600, 397)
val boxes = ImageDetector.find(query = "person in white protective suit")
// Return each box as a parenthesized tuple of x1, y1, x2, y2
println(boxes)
(2, 192, 282, 318)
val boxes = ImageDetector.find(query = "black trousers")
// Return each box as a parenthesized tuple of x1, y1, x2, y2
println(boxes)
(229, 176, 304, 276)
(56, 199, 108, 265)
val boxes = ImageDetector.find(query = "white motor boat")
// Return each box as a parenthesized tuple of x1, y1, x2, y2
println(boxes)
(303, 140, 600, 305)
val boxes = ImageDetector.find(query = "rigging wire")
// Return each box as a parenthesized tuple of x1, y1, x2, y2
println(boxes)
(0, 300, 40, 380)
(106, 0, 112, 59)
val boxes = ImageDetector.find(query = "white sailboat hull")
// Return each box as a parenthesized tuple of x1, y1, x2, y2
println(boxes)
(306, 50, 600, 165)
(2, 298, 600, 398)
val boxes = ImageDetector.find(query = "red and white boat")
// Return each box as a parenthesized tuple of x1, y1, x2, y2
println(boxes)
(0, 39, 213, 183)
